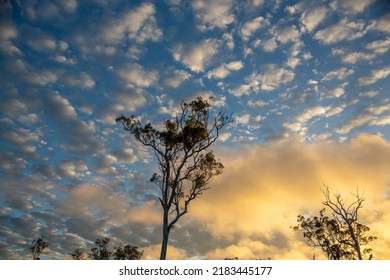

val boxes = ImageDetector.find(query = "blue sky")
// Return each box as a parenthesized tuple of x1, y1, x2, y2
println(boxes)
(0, 0, 390, 259)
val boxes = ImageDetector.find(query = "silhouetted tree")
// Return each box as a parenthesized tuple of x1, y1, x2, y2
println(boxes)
(89, 237, 112, 260)
(29, 236, 49, 260)
(113, 244, 143, 260)
(224, 257, 272, 260)
(293, 186, 377, 260)
(116, 96, 232, 260)
(70, 246, 85, 260)
(70, 237, 143, 260)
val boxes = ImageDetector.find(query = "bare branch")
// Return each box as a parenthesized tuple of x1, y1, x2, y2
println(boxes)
(294, 186, 377, 260)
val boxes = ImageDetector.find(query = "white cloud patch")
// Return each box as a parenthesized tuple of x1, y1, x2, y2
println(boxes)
(207, 66, 229, 80)
(257, 38, 278, 52)
(17, 113, 39, 126)
(192, 0, 235, 30)
(336, 104, 390, 134)
(284, 106, 327, 136)
(102, 3, 162, 44)
(358, 66, 390, 85)
(236, 114, 251, 125)
(222, 32, 235, 50)
(252, 0, 265, 7)
(102, 87, 147, 124)
(296, 106, 326, 123)
(275, 25, 300, 44)
(335, 115, 374, 135)
(27, 36, 57, 52)
(1, 127, 42, 145)
(247, 100, 269, 107)
(373, 116, 390, 127)
(314, 19, 367, 44)
(322, 67, 354, 81)
(207, 60, 243, 79)
(64, 72, 95, 89)
(300, 6, 327, 33)
(323, 85, 346, 99)
(332, 48, 377, 64)
(286, 56, 300, 69)
(249, 64, 295, 92)
(117, 63, 159, 88)
(359, 91, 379, 98)
(326, 103, 347, 117)
(285, 4, 299, 14)
(370, 14, 390, 33)
(230, 84, 251, 97)
(240, 16, 268, 41)
(54, 55, 76, 65)
(366, 38, 390, 55)
(95, 154, 118, 175)
(173, 39, 220, 72)
(57, 0, 78, 13)
(330, 0, 376, 15)
(163, 69, 191, 88)
(29, 70, 58, 86)
(225, 60, 244, 71)
(0, 22, 17, 41)
(57, 160, 88, 178)
(45, 93, 77, 120)
(342, 52, 376, 64)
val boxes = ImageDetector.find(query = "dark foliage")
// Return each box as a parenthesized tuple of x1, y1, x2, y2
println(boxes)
(29, 235, 49, 260)
(70, 237, 143, 260)
(116, 96, 232, 259)
(293, 186, 377, 260)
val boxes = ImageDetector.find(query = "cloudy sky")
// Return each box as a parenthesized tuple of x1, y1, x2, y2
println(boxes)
(0, 0, 389, 260)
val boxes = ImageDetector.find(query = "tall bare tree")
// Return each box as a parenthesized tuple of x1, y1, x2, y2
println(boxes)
(293, 186, 377, 260)
(116, 96, 232, 259)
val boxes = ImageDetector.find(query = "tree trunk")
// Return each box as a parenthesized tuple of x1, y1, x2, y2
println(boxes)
(160, 210, 170, 260)
(347, 223, 363, 260)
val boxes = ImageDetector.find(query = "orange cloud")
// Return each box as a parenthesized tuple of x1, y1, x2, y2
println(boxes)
(189, 134, 390, 259)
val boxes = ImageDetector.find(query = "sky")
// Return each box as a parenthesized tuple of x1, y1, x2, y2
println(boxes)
(0, 0, 389, 260)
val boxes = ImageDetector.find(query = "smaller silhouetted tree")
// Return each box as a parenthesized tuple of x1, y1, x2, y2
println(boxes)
(113, 244, 143, 260)
(29, 236, 49, 260)
(293, 186, 377, 260)
(70, 237, 143, 260)
(224, 257, 271, 260)
(90, 237, 112, 260)
(70, 246, 85, 260)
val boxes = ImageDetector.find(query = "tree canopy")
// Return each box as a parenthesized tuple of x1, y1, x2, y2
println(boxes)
(116, 96, 233, 259)
(29, 235, 49, 260)
(293, 186, 377, 260)
(70, 237, 143, 260)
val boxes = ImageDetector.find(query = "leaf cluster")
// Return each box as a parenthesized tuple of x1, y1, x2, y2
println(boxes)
(116, 96, 232, 152)
(70, 237, 143, 260)
(293, 187, 377, 260)
(29, 235, 49, 260)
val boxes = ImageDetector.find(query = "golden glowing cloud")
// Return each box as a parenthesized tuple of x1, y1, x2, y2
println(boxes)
(190, 134, 390, 259)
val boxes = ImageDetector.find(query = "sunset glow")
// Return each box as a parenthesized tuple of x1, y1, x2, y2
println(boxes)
(0, 0, 389, 260)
